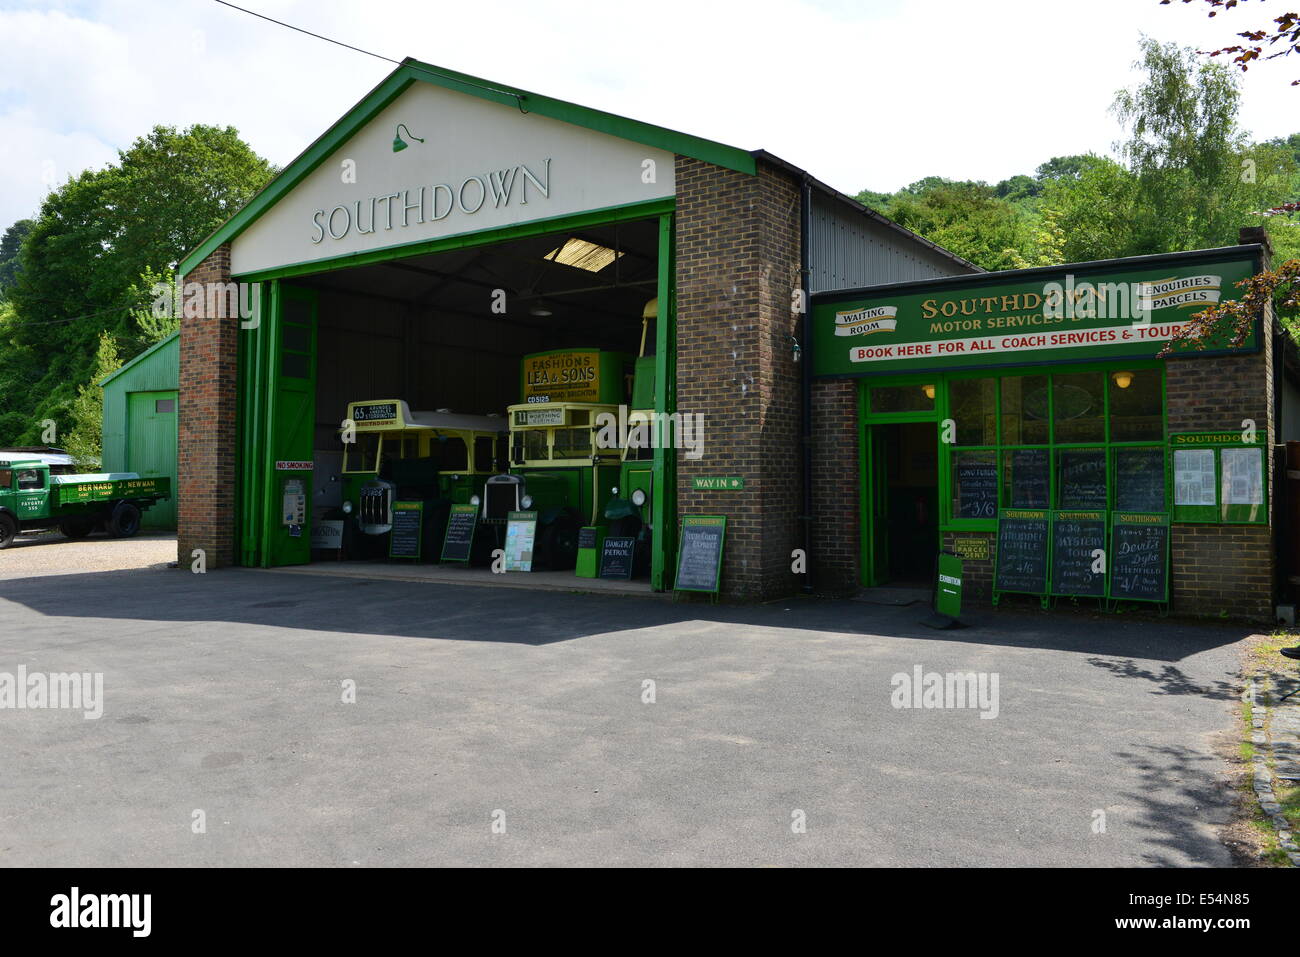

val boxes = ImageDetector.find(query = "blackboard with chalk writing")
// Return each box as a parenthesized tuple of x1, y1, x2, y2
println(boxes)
(598, 536, 636, 580)
(675, 515, 727, 593)
(1108, 512, 1169, 603)
(1057, 449, 1107, 509)
(994, 509, 1049, 596)
(955, 456, 998, 519)
(388, 501, 423, 560)
(440, 504, 477, 563)
(1115, 448, 1166, 513)
(1050, 509, 1107, 597)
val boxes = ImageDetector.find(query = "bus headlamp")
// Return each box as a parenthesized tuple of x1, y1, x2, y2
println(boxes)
(342, 501, 353, 514)
(631, 489, 647, 507)
(470, 494, 481, 506)
(521, 494, 534, 509)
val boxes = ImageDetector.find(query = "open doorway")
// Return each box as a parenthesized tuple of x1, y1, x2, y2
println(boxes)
(866, 422, 938, 586)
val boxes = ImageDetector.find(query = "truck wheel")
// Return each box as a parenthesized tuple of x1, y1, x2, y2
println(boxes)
(60, 518, 95, 540)
(107, 502, 142, 538)
(0, 514, 16, 549)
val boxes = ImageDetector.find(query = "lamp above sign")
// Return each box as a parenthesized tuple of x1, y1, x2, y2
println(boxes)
(230, 83, 675, 277)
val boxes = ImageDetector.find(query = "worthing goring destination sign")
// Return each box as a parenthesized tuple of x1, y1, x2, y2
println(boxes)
(811, 249, 1261, 377)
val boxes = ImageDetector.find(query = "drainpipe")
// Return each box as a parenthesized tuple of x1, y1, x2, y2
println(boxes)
(800, 175, 815, 594)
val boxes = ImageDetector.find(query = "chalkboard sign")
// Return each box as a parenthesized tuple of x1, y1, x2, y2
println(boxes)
(503, 510, 537, 572)
(1115, 448, 1166, 513)
(1050, 509, 1107, 597)
(675, 515, 727, 593)
(388, 501, 423, 560)
(440, 504, 477, 562)
(1008, 449, 1049, 508)
(1109, 513, 1169, 603)
(994, 509, 1049, 596)
(598, 536, 636, 580)
(1058, 449, 1107, 509)
(578, 527, 599, 549)
(955, 455, 998, 519)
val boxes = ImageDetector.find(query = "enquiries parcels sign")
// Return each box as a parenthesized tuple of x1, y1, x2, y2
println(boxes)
(811, 248, 1261, 377)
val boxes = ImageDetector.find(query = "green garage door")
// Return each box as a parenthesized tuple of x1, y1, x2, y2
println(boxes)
(127, 390, 178, 529)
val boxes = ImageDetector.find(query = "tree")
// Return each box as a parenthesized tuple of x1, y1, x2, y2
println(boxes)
(883, 182, 1033, 271)
(62, 332, 121, 468)
(0, 219, 33, 297)
(0, 124, 274, 446)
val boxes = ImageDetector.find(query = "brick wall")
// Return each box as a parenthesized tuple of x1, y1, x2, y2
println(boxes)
(811, 378, 859, 594)
(674, 157, 802, 600)
(177, 244, 239, 568)
(1165, 324, 1275, 620)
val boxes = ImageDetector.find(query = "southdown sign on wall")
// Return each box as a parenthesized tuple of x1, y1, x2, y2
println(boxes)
(811, 248, 1262, 377)
(230, 82, 676, 277)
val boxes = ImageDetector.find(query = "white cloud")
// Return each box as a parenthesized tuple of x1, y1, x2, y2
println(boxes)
(0, 0, 1297, 228)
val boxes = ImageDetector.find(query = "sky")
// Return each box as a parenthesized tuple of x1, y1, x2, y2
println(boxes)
(1, 0, 1298, 229)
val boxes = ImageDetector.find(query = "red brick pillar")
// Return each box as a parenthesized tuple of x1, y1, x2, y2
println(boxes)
(810, 378, 860, 594)
(674, 157, 803, 600)
(178, 244, 239, 568)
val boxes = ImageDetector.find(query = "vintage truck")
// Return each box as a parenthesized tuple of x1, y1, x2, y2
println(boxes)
(0, 459, 171, 549)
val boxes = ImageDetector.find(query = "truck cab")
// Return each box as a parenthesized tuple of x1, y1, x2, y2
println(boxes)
(0, 459, 170, 548)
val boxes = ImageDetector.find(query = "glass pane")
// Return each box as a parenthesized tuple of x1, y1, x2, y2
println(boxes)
(1057, 448, 1107, 508)
(952, 450, 998, 520)
(1108, 368, 1162, 442)
(872, 385, 934, 413)
(1115, 447, 1166, 511)
(1003, 448, 1049, 508)
(282, 324, 311, 354)
(949, 378, 998, 446)
(281, 352, 310, 379)
(1000, 375, 1048, 445)
(1052, 372, 1105, 444)
(1173, 448, 1216, 506)
(17, 468, 43, 490)
(344, 433, 379, 472)
(553, 428, 589, 459)
(523, 431, 548, 461)
(1221, 448, 1264, 506)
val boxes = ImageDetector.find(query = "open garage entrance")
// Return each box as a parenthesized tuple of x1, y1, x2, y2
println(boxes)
(236, 209, 673, 593)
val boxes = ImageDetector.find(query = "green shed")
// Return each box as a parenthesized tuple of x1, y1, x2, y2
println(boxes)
(101, 332, 179, 530)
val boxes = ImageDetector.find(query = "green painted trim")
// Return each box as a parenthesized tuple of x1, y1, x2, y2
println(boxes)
(180, 57, 753, 276)
(179, 72, 416, 277)
(856, 382, 873, 587)
(98, 330, 180, 387)
(652, 212, 675, 591)
(232, 199, 675, 282)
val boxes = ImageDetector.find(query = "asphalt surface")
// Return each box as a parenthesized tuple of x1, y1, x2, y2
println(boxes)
(0, 552, 1252, 867)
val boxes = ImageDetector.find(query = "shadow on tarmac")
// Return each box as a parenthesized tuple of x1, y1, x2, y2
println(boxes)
(0, 563, 1255, 674)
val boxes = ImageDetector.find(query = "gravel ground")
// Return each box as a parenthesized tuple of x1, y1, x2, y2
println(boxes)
(0, 532, 176, 578)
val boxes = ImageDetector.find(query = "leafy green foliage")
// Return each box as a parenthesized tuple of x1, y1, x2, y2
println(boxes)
(0, 124, 274, 446)
(854, 38, 1299, 333)
(0, 219, 33, 297)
